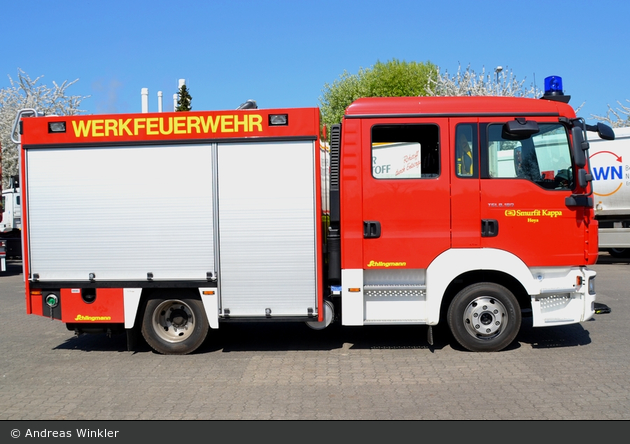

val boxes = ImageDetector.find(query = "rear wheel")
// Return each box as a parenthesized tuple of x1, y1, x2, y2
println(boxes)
(608, 248, 630, 258)
(141, 292, 209, 355)
(447, 283, 521, 352)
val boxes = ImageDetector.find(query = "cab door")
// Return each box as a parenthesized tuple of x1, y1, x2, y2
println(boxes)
(361, 119, 451, 269)
(479, 120, 586, 266)
(450, 120, 482, 248)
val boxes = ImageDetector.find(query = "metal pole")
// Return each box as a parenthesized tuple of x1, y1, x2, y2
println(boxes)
(141, 88, 149, 113)
(494, 66, 503, 95)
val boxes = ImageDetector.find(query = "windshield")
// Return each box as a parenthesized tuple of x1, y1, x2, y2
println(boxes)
(487, 123, 573, 190)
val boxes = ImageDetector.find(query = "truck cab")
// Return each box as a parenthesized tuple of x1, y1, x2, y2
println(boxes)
(329, 88, 608, 352)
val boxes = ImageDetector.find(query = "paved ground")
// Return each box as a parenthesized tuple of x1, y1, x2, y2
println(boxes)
(1, 255, 629, 421)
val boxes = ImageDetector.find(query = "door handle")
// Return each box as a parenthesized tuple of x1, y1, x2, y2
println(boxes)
(481, 219, 499, 237)
(363, 221, 381, 239)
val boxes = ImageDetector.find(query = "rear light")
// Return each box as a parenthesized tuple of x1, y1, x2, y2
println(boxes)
(0, 241, 6, 265)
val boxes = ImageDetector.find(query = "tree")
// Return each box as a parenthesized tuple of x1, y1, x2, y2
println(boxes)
(591, 101, 630, 128)
(176, 84, 192, 111)
(427, 64, 539, 98)
(319, 61, 547, 135)
(428, 64, 592, 114)
(319, 59, 438, 131)
(1, 69, 87, 188)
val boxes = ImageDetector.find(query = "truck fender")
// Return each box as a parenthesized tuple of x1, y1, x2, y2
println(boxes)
(123, 288, 143, 329)
(425, 248, 538, 324)
(198, 288, 220, 329)
(123, 287, 219, 330)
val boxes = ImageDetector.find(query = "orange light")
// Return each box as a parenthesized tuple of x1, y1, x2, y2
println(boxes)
(348, 288, 361, 293)
(202, 290, 215, 295)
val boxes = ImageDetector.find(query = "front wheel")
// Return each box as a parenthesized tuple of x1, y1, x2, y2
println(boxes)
(447, 283, 521, 352)
(141, 292, 209, 355)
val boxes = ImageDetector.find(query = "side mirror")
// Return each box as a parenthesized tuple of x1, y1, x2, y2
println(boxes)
(596, 122, 615, 141)
(502, 118, 540, 140)
(583, 121, 615, 140)
(571, 126, 586, 168)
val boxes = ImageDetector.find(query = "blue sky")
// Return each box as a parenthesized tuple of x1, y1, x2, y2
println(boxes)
(2, 0, 628, 123)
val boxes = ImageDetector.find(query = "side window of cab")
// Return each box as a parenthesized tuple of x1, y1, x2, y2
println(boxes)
(371, 124, 440, 179)
(455, 124, 477, 178)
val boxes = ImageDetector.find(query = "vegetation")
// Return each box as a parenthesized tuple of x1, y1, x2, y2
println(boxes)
(319, 59, 438, 131)
(0, 69, 87, 188)
(176, 84, 192, 111)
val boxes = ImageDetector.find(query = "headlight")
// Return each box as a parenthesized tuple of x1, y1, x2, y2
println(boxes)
(588, 277, 596, 295)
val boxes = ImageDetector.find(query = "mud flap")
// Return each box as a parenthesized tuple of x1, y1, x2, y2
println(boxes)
(594, 303, 611, 314)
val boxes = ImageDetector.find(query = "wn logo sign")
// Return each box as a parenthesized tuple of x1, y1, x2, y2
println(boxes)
(589, 150, 629, 197)
(592, 165, 623, 181)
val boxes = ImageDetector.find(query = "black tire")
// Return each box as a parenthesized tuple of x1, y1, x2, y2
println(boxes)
(447, 283, 521, 352)
(608, 248, 630, 258)
(141, 292, 209, 355)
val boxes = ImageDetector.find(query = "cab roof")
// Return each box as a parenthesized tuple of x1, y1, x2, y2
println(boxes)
(345, 96, 576, 118)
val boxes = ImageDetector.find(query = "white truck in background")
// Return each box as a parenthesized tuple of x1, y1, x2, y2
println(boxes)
(589, 126, 630, 258)
(0, 175, 22, 259)
(1, 175, 21, 232)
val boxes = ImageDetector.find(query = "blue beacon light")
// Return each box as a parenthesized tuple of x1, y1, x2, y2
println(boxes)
(544, 76, 564, 96)
(542, 76, 570, 103)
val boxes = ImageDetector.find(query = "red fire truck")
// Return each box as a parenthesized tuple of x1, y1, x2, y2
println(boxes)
(15, 76, 614, 354)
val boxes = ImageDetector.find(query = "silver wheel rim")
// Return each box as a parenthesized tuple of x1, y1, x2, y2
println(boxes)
(462, 296, 508, 340)
(306, 300, 334, 330)
(152, 300, 195, 344)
